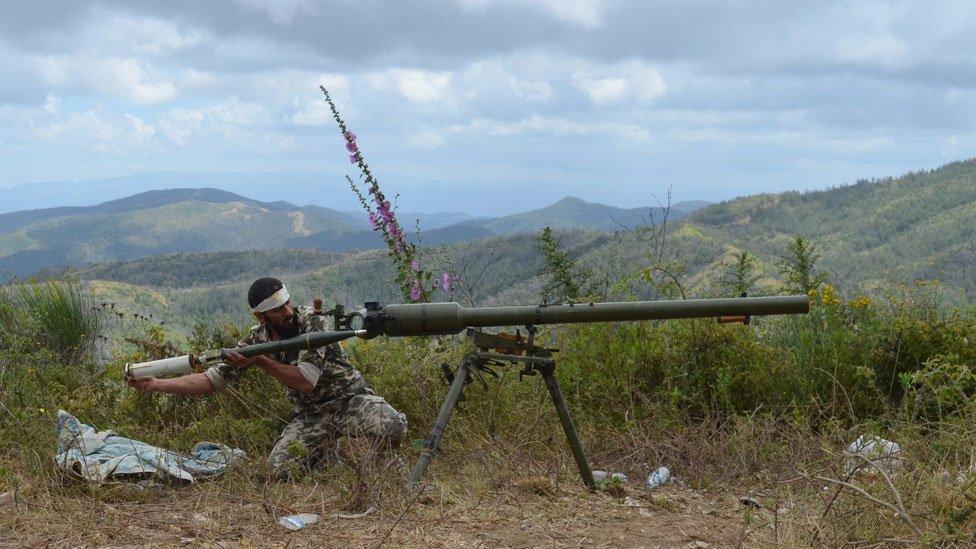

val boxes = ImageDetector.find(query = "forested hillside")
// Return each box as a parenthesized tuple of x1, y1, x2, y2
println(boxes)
(688, 159, 976, 296)
(59, 159, 976, 335)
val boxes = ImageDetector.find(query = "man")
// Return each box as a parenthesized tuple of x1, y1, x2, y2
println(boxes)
(127, 277, 407, 479)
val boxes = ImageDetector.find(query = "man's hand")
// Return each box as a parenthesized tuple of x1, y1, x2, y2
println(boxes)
(127, 376, 159, 393)
(223, 351, 266, 369)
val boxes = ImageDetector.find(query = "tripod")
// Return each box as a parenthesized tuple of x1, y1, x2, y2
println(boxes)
(406, 326, 596, 490)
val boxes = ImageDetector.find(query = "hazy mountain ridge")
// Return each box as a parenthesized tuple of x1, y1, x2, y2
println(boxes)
(0, 188, 705, 277)
(290, 195, 697, 250)
(0, 191, 363, 276)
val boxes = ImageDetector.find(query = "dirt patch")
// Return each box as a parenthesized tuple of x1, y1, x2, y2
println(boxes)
(0, 480, 760, 548)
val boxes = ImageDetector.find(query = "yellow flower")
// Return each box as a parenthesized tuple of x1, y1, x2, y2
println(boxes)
(39, 408, 46, 414)
(849, 296, 872, 309)
(812, 284, 842, 306)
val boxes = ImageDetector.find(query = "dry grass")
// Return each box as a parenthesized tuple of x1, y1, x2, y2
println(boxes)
(0, 456, 754, 548)
(4, 413, 973, 547)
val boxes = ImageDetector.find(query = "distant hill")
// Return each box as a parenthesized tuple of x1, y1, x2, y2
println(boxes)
(342, 210, 480, 230)
(291, 196, 698, 251)
(478, 196, 674, 234)
(0, 188, 300, 234)
(672, 200, 713, 215)
(0, 188, 363, 277)
(685, 159, 976, 295)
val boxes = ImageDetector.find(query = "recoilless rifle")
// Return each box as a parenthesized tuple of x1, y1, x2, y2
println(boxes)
(126, 295, 809, 489)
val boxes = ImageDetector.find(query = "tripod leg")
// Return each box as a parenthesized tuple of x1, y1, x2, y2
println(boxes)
(407, 357, 471, 490)
(539, 364, 596, 490)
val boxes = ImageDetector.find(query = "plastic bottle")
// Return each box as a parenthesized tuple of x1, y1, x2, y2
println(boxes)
(278, 513, 319, 531)
(646, 466, 670, 491)
(592, 470, 629, 483)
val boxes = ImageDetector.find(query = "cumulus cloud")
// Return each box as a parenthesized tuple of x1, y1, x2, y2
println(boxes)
(572, 61, 667, 105)
(407, 130, 446, 148)
(35, 54, 177, 104)
(367, 69, 454, 104)
(158, 98, 273, 146)
(33, 110, 158, 154)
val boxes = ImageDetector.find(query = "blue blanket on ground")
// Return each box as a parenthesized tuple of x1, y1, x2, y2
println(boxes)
(54, 410, 245, 483)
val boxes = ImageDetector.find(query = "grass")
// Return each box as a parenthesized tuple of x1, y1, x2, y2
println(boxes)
(1, 280, 975, 545)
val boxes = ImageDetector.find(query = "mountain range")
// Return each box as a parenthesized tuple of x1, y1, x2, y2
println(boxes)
(0, 189, 707, 277)
(6, 157, 976, 335)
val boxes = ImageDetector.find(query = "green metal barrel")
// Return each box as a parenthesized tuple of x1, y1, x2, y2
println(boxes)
(376, 295, 809, 336)
(217, 329, 366, 359)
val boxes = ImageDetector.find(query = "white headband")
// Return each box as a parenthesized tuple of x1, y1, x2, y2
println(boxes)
(251, 286, 290, 313)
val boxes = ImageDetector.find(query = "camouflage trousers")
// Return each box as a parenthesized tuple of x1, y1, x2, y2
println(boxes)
(267, 390, 407, 480)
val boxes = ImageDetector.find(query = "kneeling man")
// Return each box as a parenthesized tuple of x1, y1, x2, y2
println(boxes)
(127, 277, 406, 479)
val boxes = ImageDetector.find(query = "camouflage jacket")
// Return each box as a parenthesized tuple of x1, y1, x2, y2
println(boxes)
(203, 306, 367, 413)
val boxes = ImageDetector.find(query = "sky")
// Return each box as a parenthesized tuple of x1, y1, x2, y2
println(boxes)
(1, 0, 975, 214)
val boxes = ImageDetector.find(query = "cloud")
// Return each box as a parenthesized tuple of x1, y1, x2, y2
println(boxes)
(407, 130, 446, 148)
(572, 60, 667, 105)
(33, 110, 158, 154)
(234, 0, 318, 25)
(158, 99, 271, 144)
(368, 69, 454, 104)
(456, 0, 613, 29)
(449, 114, 649, 140)
(509, 77, 553, 103)
(35, 54, 177, 104)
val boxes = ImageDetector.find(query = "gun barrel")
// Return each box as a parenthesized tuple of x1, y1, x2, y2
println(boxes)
(377, 295, 809, 336)
(219, 329, 366, 360)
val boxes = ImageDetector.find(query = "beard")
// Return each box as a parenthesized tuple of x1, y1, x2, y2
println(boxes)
(269, 313, 300, 339)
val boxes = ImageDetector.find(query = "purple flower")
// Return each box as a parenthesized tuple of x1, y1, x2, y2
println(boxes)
(410, 259, 420, 271)
(367, 212, 379, 229)
(410, 280, 421, 301)
(349, 153, 359, 164)
(441, 272, 452, 292)
(346, 141, 359, 153)
(345, 131, 357, 142)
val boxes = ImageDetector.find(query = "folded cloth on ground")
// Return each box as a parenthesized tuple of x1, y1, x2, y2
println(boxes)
(54, 410, 245, 483)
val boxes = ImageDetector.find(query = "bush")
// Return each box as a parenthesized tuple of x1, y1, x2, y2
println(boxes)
(0, 280, 101, 364)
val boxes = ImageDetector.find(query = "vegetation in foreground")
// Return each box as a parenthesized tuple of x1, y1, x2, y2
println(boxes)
(1, 276, 975, 546)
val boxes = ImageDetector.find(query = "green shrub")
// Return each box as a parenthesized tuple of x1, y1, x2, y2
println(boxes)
(1, 280, 101, 364)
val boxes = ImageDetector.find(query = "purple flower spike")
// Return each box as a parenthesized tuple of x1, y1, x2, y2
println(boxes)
(410, 259, 420, 271)
(410, 280, 421, 301)
(441, 272, 452, 292)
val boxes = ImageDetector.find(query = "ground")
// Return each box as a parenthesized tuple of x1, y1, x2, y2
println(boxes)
(0, 477, 769, 548)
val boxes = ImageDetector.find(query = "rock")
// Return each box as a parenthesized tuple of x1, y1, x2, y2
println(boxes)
(738, 496, 761, 509)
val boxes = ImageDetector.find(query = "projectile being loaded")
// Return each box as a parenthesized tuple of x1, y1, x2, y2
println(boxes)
(124, 294, 810, 489)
